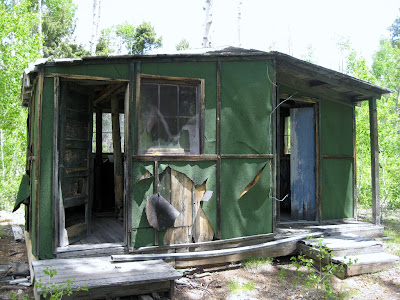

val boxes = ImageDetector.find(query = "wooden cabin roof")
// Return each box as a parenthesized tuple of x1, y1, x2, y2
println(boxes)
(21, 47, 392, 106)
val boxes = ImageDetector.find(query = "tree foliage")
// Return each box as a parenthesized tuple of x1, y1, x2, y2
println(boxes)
(388, 15, 400, 46)
(0, 0, 41, 208)
(176, 38, 190, 51)
(343, 34, 400, 209)
(96, 21, 162, 55)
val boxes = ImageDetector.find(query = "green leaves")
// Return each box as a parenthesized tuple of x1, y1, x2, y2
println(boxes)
(0, 0, 41, 208)
(97, 21, 162, 55)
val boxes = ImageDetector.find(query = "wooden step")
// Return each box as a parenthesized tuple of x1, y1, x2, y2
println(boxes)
(298, 234, 399, 278)
(300, 234, 383, 257)
(331, 252, 399, 278)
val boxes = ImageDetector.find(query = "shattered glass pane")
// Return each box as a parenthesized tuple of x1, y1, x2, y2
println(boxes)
(138, 80, 200, 155)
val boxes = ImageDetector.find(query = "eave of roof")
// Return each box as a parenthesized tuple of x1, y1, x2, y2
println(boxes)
(21, 47, 393, 106)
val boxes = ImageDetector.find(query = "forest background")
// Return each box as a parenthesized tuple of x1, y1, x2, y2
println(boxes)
(0, 0, 399, 216)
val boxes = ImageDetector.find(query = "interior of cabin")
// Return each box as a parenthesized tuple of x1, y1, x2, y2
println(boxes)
(59, 79, 127, 246)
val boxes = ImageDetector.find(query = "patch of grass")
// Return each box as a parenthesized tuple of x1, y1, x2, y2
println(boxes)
(242, 256, 273, 271)
(384, 227, 400, 256)
(228, 278, 255, 294)
(0, 225, 5, 238)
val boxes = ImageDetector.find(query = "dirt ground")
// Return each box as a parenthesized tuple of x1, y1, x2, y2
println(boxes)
(1, 209, 399, 300)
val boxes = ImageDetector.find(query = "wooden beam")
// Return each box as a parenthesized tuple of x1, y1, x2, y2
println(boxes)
(111, 95, 124, 219)
(277, 61, 381, 99)
(369, 98, 380, 225)
(52, 76, 60, 253)
(95, 106, 103, 212)
(112, 232, 323, 262)
(94, 83, 125, 106)
(277, 72, 355, 107)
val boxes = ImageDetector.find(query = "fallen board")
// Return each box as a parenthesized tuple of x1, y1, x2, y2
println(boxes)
(32, 258, 181, 299)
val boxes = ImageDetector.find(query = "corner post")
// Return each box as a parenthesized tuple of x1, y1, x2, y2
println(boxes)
(368, 97, 380, 225)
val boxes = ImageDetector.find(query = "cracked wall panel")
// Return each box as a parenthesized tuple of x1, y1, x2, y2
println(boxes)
(221, 159, 273, 239)
(220, 60, 274, 155)
(141, 62, 217, 154)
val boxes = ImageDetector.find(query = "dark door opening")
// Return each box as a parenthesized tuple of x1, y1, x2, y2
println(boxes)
(58, 80, 127, 247)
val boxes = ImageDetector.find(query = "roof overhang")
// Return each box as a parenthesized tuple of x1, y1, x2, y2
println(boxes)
(20, 47, 393, 107)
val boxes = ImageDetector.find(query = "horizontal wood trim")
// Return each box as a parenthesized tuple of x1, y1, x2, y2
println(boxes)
(114, 232, 323, 261)
(56, 243, 125, 254)
(133, 154, 274, 161)
(130, 232, 276, 253)
(65, 168, 90, 175)
(322, 155, 354, 160)
(133, 155, 218, 162)
(45, 73, 129, 82)
(221, 154, 274, 159)
(64, 194, 88, 208)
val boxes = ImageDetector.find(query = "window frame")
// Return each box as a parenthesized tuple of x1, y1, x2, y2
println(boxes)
(136, 74, 205, 156)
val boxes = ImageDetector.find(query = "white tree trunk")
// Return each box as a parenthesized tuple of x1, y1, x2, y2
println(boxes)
(38, 0, 43, 56)
(90, 0, 102, 55)
(202, 0, 213, 48)
(237, 0, 242, 47)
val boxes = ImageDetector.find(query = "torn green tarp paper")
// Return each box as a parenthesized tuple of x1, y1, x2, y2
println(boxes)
(13, 174, 30, 212)
(159, 162, 216, 188)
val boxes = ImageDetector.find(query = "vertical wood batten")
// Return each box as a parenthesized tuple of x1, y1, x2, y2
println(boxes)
(52, 76, 60, 254)
(125, 62, 135, 247)
(34, 71, 44, 256)
(272, 60, 277, 232)
(353, 106, 357, 220)
(369, 98, 380, 225)
(154, 160, 159, 245)
(216, 60, 222, 239)
(316, 102, 322, 222)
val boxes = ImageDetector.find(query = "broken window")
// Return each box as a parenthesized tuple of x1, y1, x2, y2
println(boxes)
(138, 77, 202, 155)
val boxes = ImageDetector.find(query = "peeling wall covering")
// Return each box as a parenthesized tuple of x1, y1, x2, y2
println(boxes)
(131, 161, 217, 247)
(221, 61, 273, 154)
(221, 159, 273, 239)
(131, 161, 155, 247)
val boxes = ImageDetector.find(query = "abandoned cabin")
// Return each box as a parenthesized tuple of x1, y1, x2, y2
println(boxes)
(17, 47, 392, 274)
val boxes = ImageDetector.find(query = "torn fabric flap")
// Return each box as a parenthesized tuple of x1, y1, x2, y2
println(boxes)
(146, 193, 180, 231)
(201, 190, 213, 202)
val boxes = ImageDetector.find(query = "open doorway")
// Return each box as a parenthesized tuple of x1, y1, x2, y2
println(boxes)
(57, 79, 127, 247)
(278, 97, 317, 222)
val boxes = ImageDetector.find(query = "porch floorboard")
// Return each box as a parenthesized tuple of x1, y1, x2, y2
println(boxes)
(32, 258, 181, 299)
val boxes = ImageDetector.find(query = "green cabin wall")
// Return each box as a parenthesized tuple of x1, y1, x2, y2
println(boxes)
(131, 60, 274, 247)
(320, 100, 354, 220)
(28, 59, 359, 256)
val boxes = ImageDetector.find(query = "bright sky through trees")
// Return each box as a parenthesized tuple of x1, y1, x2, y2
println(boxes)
(74, 0, 399, 70)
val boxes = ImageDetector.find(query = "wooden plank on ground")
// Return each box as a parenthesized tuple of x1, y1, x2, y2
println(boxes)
(33, 259, 181, 299)
(113, 232, 323, 262)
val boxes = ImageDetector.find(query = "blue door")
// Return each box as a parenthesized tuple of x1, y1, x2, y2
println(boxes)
(290, 107, 316, 220)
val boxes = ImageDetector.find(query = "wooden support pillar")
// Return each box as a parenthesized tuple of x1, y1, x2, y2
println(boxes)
(95, 106, 103, 212)
(111, 95, 124, 219)
(369, 98, 380, 225)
